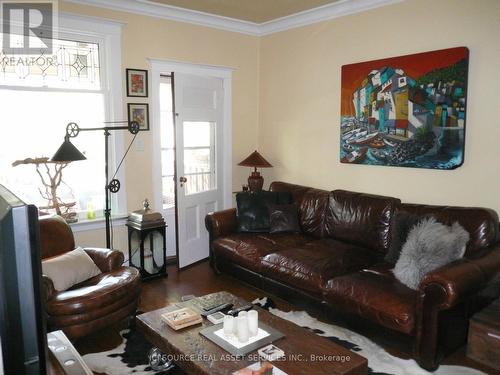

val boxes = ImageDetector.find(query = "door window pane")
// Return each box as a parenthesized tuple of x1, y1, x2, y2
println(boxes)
(159, 76, 175, 208)
(184, 173, 212, 196)
(182, 121, 215, 195)
(184, 148, 210, 173)
(162, 176, 175, 207)
(161, 150, 175, 176)
(183, 121, 210, 147)
(159, 82, 174, 149)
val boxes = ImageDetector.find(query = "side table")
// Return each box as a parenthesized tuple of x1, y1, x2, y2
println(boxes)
(467, 299, 500, 370)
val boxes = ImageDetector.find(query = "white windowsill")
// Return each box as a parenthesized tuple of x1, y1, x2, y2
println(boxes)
(69, 214, 128, 232)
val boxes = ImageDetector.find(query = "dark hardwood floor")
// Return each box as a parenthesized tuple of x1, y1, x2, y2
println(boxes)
(75, 260, 499, 375)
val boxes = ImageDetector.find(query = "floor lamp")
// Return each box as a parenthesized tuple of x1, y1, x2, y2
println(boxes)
(52, 121, 139, 249)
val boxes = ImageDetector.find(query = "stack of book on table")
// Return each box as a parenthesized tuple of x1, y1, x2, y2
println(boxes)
(161, 308, 202, 330)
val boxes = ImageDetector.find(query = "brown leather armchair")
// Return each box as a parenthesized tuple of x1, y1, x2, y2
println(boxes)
(39, 216, 141, 339)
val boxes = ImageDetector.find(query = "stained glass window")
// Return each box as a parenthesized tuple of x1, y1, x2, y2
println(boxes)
(0, 38, 100, 89)
(0, 35, 110, 220)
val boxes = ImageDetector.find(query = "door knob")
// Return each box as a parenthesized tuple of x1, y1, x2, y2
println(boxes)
(179, 176, 187, 187)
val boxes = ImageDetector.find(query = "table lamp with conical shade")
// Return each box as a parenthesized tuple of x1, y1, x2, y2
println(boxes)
(237, 150, 273, 192)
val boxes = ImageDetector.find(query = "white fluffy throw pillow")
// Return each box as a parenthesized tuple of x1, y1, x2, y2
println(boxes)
(42, 247, 102, 291)
(393, 217, 470, 290)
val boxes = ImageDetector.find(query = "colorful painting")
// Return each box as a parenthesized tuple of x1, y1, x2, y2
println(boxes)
(127, 103, 149, 131)
(126, 68, 148, 97)
(340, 47, 469, 170)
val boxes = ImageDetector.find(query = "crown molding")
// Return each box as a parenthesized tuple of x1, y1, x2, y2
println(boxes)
(63, 0, 405, 36)
(64, 0, 261, 35)
(58, 11, 126, 36)
(259, 0, 405, 35)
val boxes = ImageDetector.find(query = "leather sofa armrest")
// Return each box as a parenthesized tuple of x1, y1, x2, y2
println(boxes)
(414, 245, 500, 370)
(42, 274, 56, 301)
(84, 248, 124, 273)
(205, 208, 237, 240)
(418, 245, 500, 309)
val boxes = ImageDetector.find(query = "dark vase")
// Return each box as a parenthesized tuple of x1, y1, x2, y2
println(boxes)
(247, 172, 264, 192)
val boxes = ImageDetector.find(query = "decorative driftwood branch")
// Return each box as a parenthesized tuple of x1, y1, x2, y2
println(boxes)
(12, 157, 77, 221)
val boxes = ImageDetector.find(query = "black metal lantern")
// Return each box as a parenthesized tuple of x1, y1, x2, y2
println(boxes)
(126, 199, 167, 280)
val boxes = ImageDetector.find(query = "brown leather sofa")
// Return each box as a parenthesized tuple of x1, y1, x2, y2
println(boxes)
(39, 216, 142, 339)
(205, 181, 500, 370)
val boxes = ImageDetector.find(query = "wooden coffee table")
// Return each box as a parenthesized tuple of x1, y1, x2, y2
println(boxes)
(136, 291, 367, 375)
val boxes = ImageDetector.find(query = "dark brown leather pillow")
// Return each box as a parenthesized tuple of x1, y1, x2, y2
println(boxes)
(269, 204, 300, 233)
(236, 192, 292, 232)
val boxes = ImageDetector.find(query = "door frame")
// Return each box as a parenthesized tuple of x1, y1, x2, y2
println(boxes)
(149, 58, 234, 263)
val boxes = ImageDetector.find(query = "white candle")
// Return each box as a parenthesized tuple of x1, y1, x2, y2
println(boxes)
(248, 310, 258, 337)
(234, 311, 247, 335)
(223, 315, 234, 339)
(236, 316, 249, 343)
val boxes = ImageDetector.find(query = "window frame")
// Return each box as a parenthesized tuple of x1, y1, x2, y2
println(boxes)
(0, 13, 127, 232)
(158, 75, 176, 209)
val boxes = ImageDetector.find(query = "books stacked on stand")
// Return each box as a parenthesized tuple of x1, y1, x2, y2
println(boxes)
(161, 308, 202, 330)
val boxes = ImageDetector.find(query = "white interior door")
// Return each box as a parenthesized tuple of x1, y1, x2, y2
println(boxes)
(174, 72, 224, 268)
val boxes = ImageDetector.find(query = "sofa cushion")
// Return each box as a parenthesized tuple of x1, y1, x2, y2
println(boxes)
(326, 190, 400, 253)
(400, 203, 498, 255)
(269, 181, 315, 207)
(212, 233, 313, 272)
(270, 182, 330, 238)
(269, 204, 300, 233)
(323, 267, 416, 335)
(236, 191, 277, 232)
(42, 247, 102, 291)
(254, 232, 314, 248)
(236, 191, 293, 232)
(260, 239, 381, 294)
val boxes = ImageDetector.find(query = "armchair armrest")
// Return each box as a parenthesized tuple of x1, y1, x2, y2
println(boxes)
(205, 208, 237, 240)
(418, 245, 500, 309)
(42, 274, 56, 301)
(84, 248, 124, 273)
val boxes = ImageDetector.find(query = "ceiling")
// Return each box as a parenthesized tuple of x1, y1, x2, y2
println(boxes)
(148, 0, 343, 23)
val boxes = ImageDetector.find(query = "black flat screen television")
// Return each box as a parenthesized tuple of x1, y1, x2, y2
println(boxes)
(0, 184, 47, 374)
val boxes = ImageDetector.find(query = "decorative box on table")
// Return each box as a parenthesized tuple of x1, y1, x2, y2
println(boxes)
(126, 199, 167, 280)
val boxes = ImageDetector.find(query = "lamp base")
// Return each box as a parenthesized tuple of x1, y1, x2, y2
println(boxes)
(248, 172, 264, 192)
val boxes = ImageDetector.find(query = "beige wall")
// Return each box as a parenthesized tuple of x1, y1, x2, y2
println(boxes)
(259, 0, 500, 214)
(74, 226, 128, 252)
(68, 0, 500, 248)
(59, 2, 260, 247)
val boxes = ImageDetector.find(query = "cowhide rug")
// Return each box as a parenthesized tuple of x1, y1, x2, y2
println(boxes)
(82, 298, 486, 375)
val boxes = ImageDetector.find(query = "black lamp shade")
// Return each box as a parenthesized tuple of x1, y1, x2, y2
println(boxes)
(51, 138, 87, 162)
